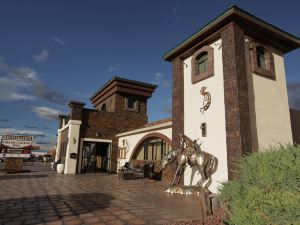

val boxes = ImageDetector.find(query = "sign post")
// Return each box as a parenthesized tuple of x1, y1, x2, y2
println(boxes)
(0, 134, 33, 171)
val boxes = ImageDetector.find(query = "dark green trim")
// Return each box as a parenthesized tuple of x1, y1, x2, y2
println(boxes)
(90, 76, 157, 101)
(163, 5, 300, 61)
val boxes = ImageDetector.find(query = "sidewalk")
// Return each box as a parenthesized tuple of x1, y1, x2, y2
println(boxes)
(0, 169, 203, 225)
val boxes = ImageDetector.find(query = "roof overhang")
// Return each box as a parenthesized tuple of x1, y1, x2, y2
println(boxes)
(90, 77, 157, 108)
(163, 5, 300, 62)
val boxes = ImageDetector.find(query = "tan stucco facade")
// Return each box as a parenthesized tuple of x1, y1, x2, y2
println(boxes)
(245, 41, 293, 151)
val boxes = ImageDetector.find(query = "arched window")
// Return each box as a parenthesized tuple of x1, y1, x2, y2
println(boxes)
(134, 138, 172, 161)
(197, 53, 208, 74)
(101, 103, 107, 112)
(250, 41, 275, 80)
(256, 46, 266, 69)
(191, 45, 214, 84)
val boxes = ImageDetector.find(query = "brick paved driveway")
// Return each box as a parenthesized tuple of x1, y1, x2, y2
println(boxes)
(0, 168, 203, 225)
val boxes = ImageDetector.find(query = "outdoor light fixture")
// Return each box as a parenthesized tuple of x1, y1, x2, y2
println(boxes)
(201, 123, 207, 137)
(96, 132, 101, 137)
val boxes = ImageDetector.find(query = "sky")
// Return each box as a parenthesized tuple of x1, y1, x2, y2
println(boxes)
(0, 0, 299, 149)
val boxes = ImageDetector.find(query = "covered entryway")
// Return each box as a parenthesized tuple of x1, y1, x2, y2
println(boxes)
(78, 138, 112, 173)
(130, 133, 173, 181)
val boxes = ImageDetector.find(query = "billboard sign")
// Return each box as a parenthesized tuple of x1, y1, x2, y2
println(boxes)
(0, 134, 33, 158)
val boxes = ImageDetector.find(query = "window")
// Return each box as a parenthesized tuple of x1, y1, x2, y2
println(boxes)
(134, 138, 171, 161)
(126, 97, 138, 111)
(198, 53, 208, 74)
(119, 147, 126, 159)
(250, 41, 275, 80)
(101, 103, 107, 112)
(191, 45, 214, 84)
(256, 46, 266, 69)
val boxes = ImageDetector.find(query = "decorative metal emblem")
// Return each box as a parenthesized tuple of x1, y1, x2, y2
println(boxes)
(200, 86, 211, 113)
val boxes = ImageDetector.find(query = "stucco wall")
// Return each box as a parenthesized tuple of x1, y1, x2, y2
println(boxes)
(64, 120, 81, 174)
(183, 39, 228, 193)
(117, 126, 172, 169)
(246, 45, 293, 150)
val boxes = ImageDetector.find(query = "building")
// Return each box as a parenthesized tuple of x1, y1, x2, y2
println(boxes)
(56, 6, 300, 193)
(55, 77, 156, 174)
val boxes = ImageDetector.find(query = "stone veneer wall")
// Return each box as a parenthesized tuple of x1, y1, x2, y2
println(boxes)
(172, 58, 184, 148)
(115, 93, 147, 114)
(96, 95, 115, 112)
(221, 23, 252, 179)
(80, 109, 147, 172)
(290, 108, 300, 145)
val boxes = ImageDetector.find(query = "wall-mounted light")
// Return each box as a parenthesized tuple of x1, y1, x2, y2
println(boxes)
(95, 132, 101, 137)
(201, 123, 207, 137)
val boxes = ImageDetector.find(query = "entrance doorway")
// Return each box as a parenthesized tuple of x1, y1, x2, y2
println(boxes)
(81, 141, 111, 173)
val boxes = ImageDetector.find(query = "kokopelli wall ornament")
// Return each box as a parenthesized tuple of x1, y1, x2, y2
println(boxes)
(200, 86, 211, 114)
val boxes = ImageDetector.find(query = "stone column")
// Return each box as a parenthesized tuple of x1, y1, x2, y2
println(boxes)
(172, 58, 184, 149)
(221, 23, 252, 180)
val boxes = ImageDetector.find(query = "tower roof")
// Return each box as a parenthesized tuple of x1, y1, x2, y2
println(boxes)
(163, 5, 300, 62)
(90, 76, 157, 108)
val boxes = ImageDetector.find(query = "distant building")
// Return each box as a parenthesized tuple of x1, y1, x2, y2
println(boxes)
(56, 6, 300, 193)
(32, 150, 48, 157)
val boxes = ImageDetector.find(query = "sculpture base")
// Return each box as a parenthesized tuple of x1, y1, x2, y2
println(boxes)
(164, 185, 210, 196)
(165, 185, 216, 217)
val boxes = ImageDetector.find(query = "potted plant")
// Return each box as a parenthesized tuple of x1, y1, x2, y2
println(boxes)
(56, 159, 65, 174)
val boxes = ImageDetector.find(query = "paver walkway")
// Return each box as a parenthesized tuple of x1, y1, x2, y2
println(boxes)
(0, 168, 203, 225)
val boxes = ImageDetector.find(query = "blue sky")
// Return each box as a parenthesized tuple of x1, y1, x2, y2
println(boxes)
(0, 0, 299, 149)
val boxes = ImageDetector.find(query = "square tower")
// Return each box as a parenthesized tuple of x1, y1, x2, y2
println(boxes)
(163, 6, 300, 192)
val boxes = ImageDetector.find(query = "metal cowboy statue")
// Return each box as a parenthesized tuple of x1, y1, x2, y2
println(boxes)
(161, 133, 218, 189)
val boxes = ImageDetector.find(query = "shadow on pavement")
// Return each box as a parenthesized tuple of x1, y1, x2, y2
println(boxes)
(0, 174, 48, 180)
(0, 192, 114, 224)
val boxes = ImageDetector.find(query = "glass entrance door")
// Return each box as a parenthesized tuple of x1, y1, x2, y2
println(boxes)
(81, 141, 111, 173)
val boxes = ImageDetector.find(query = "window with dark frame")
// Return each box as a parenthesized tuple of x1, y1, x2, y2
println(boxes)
(101, 103, 107, 112)
(126, 97, 137, 110)
(250, 41, 275, 80)
(191, 45, 214, 84)
(256, 46, 266, 69)
(197, 53, 208, 74)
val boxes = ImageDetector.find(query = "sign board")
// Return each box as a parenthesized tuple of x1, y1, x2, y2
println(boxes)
(0, 134, 33, 158)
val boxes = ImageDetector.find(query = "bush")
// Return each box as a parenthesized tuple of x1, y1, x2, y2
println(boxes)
(219, 145, 300, 225)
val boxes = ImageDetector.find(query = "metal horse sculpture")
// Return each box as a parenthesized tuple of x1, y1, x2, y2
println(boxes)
(161, 134, 218, 189)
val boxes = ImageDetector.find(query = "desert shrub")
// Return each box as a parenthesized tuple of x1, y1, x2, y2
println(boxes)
(219, 145, 300, 225)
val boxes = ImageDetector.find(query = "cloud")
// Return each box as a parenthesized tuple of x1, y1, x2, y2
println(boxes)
(0, 128, 46, 138)
(24, 125, 40, 129)
(33, 50, 49, 62)
(161, 80, 170, 88)
(171, 6, 178, 15)
(0, 119, 10, 122)
(53, 37, 66, 46)
(33, 81, 67, 104)
(288, 82, 300, 110)
(0, 125, 12, 129)
(154, 72, 170, 88)
(0, 58, 68, 104)
(162, 106, 172, 115)
(74, 91, 90, 99)
(0, 76, 35, 101)
(109, 64, 120, 72)
(30, 106, 62, 120)
(35, 141, 55, 145)
(24, 125, 51, 130)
